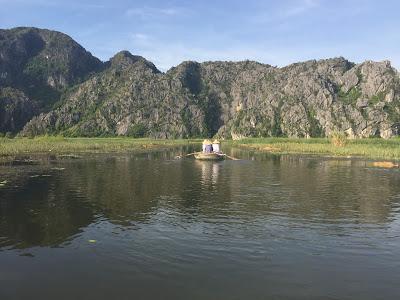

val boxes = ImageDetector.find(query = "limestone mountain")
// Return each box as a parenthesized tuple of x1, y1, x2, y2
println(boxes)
(0, 27, 103, 132)
(1, 27, 399, 138)
(22, 55, 400, 139)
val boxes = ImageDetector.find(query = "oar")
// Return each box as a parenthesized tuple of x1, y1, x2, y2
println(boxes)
(223, 154, 240, 160)
(175, 152, 201, 159)
(185, 152, 200, 157)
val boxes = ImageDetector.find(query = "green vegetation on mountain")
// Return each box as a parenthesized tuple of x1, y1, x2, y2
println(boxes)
(1, 27, 400, 139)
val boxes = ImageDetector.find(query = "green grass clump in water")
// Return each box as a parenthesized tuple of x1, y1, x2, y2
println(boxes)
(231, 137, 400, 160)
(0, 136, 201, 157)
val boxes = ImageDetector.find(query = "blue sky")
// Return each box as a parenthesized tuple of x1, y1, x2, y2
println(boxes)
(1, 0, 399, 71)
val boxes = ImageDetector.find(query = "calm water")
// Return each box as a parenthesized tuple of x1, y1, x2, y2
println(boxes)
(1, 148, 400, 300)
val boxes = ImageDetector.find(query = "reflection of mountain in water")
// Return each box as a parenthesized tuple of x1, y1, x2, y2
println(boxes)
(1, 151, 400, 249)
(271, 156, 400, 224)
(0, 176, 95, 249)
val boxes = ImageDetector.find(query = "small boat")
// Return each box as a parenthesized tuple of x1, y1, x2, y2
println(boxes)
(194, 152, 225, 161)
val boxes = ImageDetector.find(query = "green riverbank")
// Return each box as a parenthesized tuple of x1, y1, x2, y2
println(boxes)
(0, 136, 201, 157)
(1, 136, 400, 161)
(231, 137, 400, 161)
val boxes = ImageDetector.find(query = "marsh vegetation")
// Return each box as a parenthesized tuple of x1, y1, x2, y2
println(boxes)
(232, 137, 400, 160)
(1, 136, 400, 160)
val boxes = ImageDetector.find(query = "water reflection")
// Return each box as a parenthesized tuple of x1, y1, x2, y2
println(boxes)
(0, 175, 95, 249)
(1, 150, 400, 250)
(1, 149, 400, 299)
(197, 160, 220, 186)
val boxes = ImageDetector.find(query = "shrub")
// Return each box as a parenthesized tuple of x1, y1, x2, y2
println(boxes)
(369, 91, 386, 106)
(5, 132, 13, 139)
(330, 130, 347, 147)
(337, 87, 361, 105)
(127, 123, 148, 138)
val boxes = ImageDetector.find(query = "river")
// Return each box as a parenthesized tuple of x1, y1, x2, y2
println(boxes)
(1, 147, 400, 299)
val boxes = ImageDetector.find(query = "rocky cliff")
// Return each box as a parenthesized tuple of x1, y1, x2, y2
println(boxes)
(1, 27, 399, 138)
(0, 27, 103, 133)
(0, 87, 36, 133)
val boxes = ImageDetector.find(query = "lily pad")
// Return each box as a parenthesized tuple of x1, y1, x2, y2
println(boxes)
(19, 252, 35, 257)
(58, 154, 82, 159)
(51, 167, 66, 171)
(29, 174, 52, 178)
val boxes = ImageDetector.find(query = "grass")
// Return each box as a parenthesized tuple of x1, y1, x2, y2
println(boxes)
(330, 131, 347, 147)
(230, 137, 400, 160)
(1, 136, 400, 161)
(0, 136, 201, 157)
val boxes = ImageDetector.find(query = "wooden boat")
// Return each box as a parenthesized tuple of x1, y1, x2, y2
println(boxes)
(194, 152, 225, 161)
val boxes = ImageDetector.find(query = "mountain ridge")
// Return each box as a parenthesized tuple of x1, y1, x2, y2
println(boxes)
(1, 27, 399, 139)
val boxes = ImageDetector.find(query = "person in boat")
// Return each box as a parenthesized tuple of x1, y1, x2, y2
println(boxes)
(212, 139, 221, 153)
(203, 139, 213, 153)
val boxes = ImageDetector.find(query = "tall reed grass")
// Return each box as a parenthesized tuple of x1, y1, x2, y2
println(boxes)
(231, 137, 400, 160)
(0, 136, 200, 157)
(1, 136, 400, 160)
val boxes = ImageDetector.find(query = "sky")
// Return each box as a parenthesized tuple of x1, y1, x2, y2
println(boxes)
(0, 0, 399, 71)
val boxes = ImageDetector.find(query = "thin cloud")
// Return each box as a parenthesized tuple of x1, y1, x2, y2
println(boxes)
(130, 33, 152, 47)
(251, 0, 319, 24)
(280, 0, 319, 18)
(132, 33, 150, 40)
(0, 0, 106, 9)
(125, 7, 182, 18)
